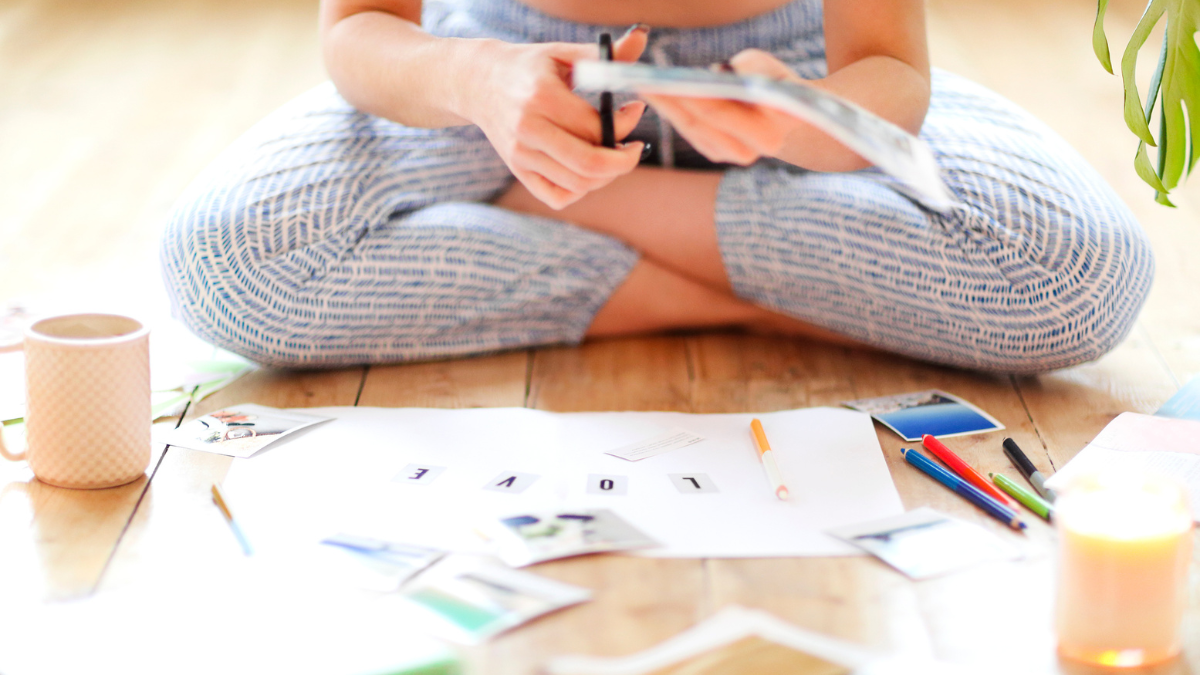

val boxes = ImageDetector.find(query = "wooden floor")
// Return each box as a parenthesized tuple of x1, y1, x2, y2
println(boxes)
(1, 0, 1198, 673)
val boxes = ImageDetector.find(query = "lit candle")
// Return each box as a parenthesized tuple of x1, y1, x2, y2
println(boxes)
(1055, 472, 1193, 667)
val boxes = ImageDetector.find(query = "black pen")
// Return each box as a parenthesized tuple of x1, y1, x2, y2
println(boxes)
(598, 32, 615, 148)
(1002, 437, 1057, 503)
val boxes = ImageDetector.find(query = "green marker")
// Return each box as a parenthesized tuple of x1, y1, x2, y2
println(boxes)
(990, 472, 1053, 522)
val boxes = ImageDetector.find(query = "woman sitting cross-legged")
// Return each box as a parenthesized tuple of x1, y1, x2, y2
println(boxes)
(160, 0, 1155, 373)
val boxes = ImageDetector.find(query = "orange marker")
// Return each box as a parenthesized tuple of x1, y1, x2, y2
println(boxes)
(921, 434, 1016, 507)
(751, 418, 790, 501)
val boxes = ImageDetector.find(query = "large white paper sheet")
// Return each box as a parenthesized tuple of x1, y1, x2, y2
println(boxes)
(223, 406, 905, 558)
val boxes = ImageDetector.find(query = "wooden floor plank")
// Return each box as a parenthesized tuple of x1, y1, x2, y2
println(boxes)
(0, 428, 164, 602)
(528, 337, 693, 412)
(685, 333, 857, 413)
(358, 352, 530, 408)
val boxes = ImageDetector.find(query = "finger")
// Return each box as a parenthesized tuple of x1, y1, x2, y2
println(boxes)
(525, 85, 636, 149)
(517, 169, 583, 211)
(543, 41, 600, 66)
(545, 96, 643, 147)
(515, 147, 605, 195)
(728, 48, 797, 81)
(644, 95, 758, 164)
(653, 95, 786, 156)
(613, 24, 649, 62)
(650, 103, 751, 164)
(527, 116, 644, 177)
(614, 100, 646, 141)
(544, 91, 606, 144)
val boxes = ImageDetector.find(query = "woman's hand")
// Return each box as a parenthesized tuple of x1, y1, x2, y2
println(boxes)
(641, 49, 805, 166)
(463, 27, 650, 210)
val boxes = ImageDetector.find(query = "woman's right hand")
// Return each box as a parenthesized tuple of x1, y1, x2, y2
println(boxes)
(463, 28, 650, 210)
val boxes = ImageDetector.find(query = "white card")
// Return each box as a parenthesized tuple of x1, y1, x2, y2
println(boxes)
(604, 428, 705, 462)
(483, 472, 540, 494)
(669, 473, 719, 494)
(393, 463, 447, 486)
(587, 474, 629, 495)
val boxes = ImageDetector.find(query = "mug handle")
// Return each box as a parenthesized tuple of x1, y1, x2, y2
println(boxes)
(0, 423, 26, 461)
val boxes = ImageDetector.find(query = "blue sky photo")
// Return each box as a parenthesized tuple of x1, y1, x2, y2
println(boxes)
(879, 402, 999, 440)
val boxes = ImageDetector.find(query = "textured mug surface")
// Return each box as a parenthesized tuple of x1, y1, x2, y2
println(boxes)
(17, 314, 150, 489)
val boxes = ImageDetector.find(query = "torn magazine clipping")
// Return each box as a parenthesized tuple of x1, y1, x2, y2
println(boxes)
(573, 61, 956, 212)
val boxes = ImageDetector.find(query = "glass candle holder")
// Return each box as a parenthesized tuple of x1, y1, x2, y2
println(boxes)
(1055, 471, 1193, 667)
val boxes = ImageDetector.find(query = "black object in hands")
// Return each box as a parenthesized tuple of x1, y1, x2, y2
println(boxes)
(598, 33, 615, 148)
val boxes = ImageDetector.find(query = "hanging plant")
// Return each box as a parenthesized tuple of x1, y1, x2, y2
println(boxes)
(1094, 0, 1200, 206)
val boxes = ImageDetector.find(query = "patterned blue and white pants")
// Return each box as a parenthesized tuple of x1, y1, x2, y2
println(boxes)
(160, 0, 1155, 373)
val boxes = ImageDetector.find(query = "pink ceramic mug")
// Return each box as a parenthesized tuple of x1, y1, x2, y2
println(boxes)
(0, 314, 150, 489)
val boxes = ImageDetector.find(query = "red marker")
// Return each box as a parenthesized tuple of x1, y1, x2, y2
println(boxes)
(921, 434, 1017, 507)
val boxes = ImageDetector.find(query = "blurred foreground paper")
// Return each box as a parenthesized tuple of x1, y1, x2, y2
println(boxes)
(0, 558, 459, 675)
(544, 606, 1001, 675)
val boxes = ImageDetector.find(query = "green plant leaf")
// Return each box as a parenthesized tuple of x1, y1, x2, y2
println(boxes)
(1135, 141, 1170, 192)
(1095, 0, 1114, 72)
(1143, 34, 1167, 123)
(1120, 0, 1167, 146)
(1102, 0, 1200, 200)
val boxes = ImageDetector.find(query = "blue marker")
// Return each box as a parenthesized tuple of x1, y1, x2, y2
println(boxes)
(901, 448, 1027, 531)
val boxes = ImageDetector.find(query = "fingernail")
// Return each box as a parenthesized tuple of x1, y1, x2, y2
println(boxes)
(622, 23, 651, 38)
(717, 59, 735, 73)
(617, 101, 645, 113)
(640, 142, 653, 162)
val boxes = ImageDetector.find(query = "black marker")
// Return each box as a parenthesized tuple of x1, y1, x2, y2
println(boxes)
(598, 33, 615, 148)
(1002, 437, 1056, 503)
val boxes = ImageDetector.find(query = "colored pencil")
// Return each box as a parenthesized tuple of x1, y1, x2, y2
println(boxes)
(990, 472, 1054, 521)
(921, 434, 1017, 507)
(901, 448, 1026, 530)
(1002, 437, 1057, 503)
(211, 483, 254, 556)
(750, 418, 790, 500)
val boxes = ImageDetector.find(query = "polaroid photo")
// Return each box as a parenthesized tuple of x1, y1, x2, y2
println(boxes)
(827, 507, 1021, 580)
(315, 534, 445, 592)
(486, 509, 659, 567)
(842, 389, 1003, 441)
(398, 557, 591, 644)
(158, 403, 330, 458)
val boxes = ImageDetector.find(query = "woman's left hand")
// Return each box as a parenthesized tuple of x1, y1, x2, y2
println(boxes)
(641, 49, 806, 166)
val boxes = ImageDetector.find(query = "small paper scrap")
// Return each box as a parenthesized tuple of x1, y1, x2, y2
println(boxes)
(604, 428, 705, 462)
(157, 403, 331, 458)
